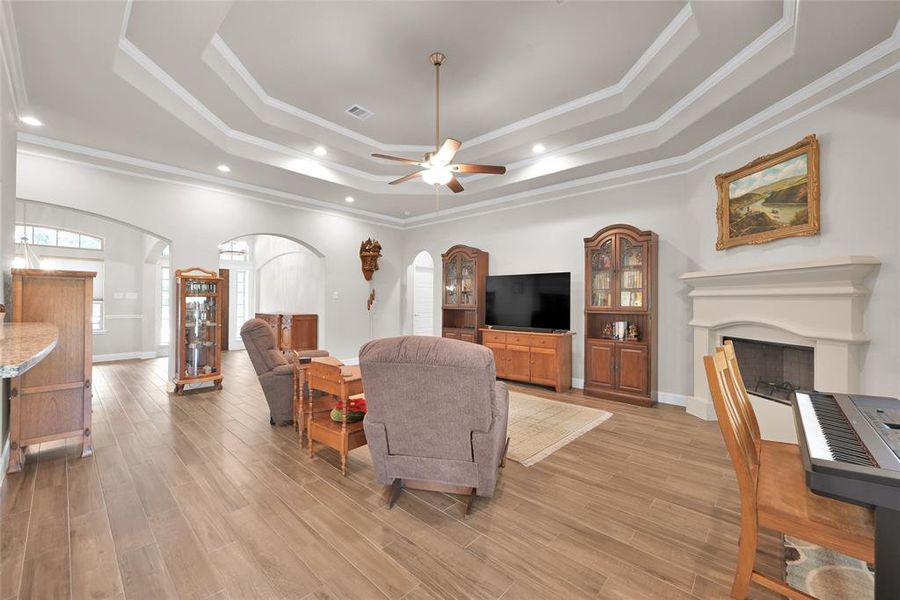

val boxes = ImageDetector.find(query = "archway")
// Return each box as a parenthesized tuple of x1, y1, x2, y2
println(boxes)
(218, 234, 326, 350)
(411, 251, 435, 336)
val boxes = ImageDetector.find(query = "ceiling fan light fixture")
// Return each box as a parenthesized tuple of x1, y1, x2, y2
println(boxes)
(422, 165, 453, 185)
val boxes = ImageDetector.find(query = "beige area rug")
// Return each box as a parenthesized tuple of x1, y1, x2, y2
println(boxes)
(506, 391, 613, 466)
(785, 536, 874, 599)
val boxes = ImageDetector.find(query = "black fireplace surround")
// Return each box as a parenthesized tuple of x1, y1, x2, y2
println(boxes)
(723, 337, 814, 405)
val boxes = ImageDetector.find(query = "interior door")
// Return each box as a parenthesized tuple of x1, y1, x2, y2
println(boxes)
(413, 264, 434, 335)
(529, 347, 557, 387)
(218, 268, 230, 351)
(586, 340, 615, 389)
(616, 343, 648, 395)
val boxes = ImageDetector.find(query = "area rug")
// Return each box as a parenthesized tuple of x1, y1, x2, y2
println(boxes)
(506, 391, 612, 466)
(785, 536, 874, 599)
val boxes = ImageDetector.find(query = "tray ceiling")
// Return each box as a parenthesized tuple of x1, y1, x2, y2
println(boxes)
(9, 0, 900, 226)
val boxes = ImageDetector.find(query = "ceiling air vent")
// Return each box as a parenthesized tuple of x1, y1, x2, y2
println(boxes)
(345, 104, 374, 121)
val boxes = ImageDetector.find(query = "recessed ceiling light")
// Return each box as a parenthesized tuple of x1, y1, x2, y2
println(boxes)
(217, 164, 231, 173)
(403, 211, 411, 217)
(532, 143, 545, 154)
(345, 196, 355, 203)
(314, 146, 327, 156)
(20, 115, 42, 127)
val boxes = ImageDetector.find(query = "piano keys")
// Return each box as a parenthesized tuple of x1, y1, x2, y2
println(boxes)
(792, 392, 900, 599)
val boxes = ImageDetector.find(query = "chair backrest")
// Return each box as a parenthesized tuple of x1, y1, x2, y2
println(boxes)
(240, 318, 287, 376)
(704, 349, 761, 524)
(359, 336, 497, 462)
(720, 340, 762, 454)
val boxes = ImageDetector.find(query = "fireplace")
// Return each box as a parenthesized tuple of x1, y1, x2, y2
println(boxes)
(723, 337, 814, 405)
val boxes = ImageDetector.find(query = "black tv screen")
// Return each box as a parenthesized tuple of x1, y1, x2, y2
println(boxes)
(485, 272, 570, 331)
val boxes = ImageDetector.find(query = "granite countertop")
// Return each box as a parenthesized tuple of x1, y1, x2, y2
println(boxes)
(0, 322, 59, 378)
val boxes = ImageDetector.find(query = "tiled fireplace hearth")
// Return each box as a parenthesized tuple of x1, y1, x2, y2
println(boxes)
(681, 257, 880, 443)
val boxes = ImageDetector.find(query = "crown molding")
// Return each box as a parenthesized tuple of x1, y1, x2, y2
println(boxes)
(204, 3, 697, 154)
(405, 52, 900, 228)
(114, 0, 809, 196)
(18, 46, 899, 232)
(0, 1, 28, 114)
(17, 133, 406, 229)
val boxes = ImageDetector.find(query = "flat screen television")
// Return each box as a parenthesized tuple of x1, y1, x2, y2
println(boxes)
(485, 272, 571, 331)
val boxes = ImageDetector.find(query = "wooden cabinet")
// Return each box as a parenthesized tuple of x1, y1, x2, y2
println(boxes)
(8, 269, 96, 473)
(441, 245, 488, 343)
(256, 313, 318, 352)
(480, 329, 573, 392)
(584, 225, 658, 406)
(174, 268, 224, 394)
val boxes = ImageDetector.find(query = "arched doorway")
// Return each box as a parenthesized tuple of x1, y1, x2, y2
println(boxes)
(218, 234, 325, 350)
(411, 251, 434, 336)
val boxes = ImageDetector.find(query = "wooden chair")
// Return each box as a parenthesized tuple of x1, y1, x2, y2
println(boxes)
(703, 347, 875, 600)
(305, 357, 367, 475)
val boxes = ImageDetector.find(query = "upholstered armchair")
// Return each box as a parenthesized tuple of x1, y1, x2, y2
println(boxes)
(240, 318, 328, 425)
(359, 336, 510, 514)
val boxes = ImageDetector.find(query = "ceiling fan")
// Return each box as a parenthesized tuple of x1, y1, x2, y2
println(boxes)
(371, 52, 506, 193)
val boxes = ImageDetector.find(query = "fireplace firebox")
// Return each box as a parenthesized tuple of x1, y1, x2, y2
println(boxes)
(723, 337, 814, 405)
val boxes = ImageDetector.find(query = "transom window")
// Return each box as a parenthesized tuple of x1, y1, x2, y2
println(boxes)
(15, 224, 103, 251)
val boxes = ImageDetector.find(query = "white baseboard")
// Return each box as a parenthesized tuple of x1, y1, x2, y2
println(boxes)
(686, 395, 717, 421)
(1, 437, 9, 488)
(572, 377, 584, 389)
(658, 392, 690, 407)
(93, 351, 159, 363)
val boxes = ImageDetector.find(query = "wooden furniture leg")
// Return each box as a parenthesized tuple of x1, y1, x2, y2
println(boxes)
(7, 442, 24, 474)
(81, 428, 93, 458)
(388, 479, 402, 508)
(500, 437, 510, 468)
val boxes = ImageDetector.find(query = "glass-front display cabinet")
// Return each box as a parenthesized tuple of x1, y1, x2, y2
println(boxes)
(583, 225, 658, 407)
(441, 245, 488, 343)
(173, 267, 223, 394)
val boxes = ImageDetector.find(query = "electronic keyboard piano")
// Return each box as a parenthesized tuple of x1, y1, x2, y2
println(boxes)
(793, 392, 900, 599)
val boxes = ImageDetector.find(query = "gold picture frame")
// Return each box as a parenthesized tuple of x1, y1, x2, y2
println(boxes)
(715, 134, 820, 250)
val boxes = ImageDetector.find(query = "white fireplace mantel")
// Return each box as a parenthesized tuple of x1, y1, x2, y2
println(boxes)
(681, 256, 880, 439)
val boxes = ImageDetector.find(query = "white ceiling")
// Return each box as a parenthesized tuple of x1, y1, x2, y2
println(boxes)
(8, 1, 900, 226)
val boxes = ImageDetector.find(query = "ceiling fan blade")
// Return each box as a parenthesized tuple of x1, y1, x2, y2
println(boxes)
(450, 163, 507, 175)
(372, 153, 424, 166)
(446, 176, 464, 193)
(389, 171, 422, 185)
(432, 138, 461, 165)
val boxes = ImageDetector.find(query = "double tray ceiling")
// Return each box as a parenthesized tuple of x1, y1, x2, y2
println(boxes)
(10, 0, 900, 225)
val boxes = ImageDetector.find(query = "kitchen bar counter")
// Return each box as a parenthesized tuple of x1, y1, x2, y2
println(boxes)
(0, 322, 59, 378)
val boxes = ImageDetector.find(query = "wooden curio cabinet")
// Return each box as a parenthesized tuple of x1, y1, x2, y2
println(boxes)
(441, 245, 488, 343)
(174, 267, 224, 394)
(584, 225, 658, 406)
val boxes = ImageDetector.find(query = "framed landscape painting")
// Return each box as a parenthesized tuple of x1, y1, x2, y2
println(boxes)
(715, 135, 819, 250)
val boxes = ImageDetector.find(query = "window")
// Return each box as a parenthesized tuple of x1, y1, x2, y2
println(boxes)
(218, 239, 249, 262)
(160, 265, 170, 345)
(234, 270, 249, 340)
(15, 224, 103, 251)
(92, 300, 104, 332)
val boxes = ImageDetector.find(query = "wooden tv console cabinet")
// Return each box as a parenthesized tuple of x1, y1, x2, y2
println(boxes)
(480, 329, 573, 392)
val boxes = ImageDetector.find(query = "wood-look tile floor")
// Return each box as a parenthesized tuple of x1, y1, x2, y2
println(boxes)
(0, 350, 784, 600)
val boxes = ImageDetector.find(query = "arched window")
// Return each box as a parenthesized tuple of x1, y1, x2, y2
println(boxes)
(15, 224, 103, 250)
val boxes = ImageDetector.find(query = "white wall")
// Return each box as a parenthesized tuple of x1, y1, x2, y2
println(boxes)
(16, 200, 166, 361)
(16, 155, 403, 372)
(401, 71, 900, 402)
(251, 235, 325, 317)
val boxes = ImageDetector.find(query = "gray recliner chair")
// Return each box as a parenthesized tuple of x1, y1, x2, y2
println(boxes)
(359, 336, 509, 514)
(240, 318, 327, 425)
